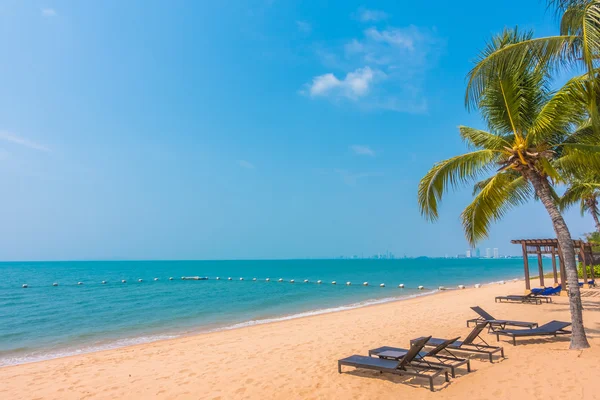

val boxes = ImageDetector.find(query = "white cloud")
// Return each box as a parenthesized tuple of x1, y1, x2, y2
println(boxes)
(364, 27, 414, 50)
(350, 145, 375, 156)
(237, 160, 255, 169)
(334, 169, 379, 186)
(302, 22, 442, 113)
(356, 8, 388, 22)
(307, 67, 383, 100)
(0, 131, 51, 152)
(296, 20, 312, 34)
(41, 8, 57, 17)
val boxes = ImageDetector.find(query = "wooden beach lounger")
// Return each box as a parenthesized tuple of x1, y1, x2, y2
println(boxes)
(467, 306, 538, 330)
(494, 320, 572, 346)
(494, 293, 551, 305)
(338, 336, 450, 392)
(412, 322, 505, 363)
(369, 336, 471, 378)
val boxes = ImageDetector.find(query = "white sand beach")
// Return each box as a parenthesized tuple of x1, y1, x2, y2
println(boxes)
(1, 280, 599, 399)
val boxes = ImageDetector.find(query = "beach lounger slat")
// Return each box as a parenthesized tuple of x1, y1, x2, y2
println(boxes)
(494, 320, 572, 345)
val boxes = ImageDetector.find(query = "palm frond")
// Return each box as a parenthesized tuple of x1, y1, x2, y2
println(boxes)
(461, 173, 533, 245)
(459, 126, 513, 150)
(466, 34, 580, 111)
(418, 150, 499, 221)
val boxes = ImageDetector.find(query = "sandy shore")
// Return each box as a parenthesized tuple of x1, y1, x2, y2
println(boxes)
(2, 280, 600, 400)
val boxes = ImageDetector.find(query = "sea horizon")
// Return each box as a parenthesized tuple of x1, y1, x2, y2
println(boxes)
(0, 258, 536, 367)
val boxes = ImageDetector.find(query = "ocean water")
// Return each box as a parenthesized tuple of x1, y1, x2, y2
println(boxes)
(0, 258, 531, 366)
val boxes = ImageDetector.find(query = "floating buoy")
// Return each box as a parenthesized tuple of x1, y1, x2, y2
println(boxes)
(304, 279, 309, 283)
(438, 286, 446, 290)
(418, 285, 424, 290)
(380, 283, 385, 288)
(474, 284, 481, 289)
(228, 277, 232, 281)
(102, 281, 107, 284)
(317, 280, 322, 284)
(266, 278, 270, 282)
(290, 279, 295, 283)
(346, 282, 351, 286)
(181, 277, 185, 280)
(240, 278, 244, 281)
(398, 284, 405, 288)
(332, 281, 337, 285)
(138, 279, 143, 282)
(363, 282, 368, 286)
(22, 284, 28, 288)
(154, 278, 159, 281)
(458, 285, 465, 289)
(52, 282, 58, 287)
(278, 278, 283, 282)
(169, 277, 174, 280)
(253, 278, 257, 281)
(78, 282, 83, 285)
(216, 277, 220, 280)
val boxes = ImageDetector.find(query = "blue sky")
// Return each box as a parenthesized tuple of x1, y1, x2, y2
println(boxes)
(0, 0, 595, 260)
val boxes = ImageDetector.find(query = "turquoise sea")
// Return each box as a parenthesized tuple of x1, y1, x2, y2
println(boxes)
(0, 259, 531, 366)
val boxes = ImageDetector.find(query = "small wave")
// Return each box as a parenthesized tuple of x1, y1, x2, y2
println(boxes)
(203, 289, 440, 333)
(0, 334, 179, 367)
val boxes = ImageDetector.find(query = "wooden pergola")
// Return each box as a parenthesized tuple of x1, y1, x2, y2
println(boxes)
(511, 239, 595, 290)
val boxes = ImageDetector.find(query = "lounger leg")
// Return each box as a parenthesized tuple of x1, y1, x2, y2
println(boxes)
(513, 337, 516, 346)
(430, 377, 434, 392)
(445, 371, 449, 382)
(489, 353, 493, 363)
(467, 360, 471, 372)
(450, 366, 455, 378)
(338, 362, 342, 374)
(496, 333, 499, 342)
(501, 348, 505, 358)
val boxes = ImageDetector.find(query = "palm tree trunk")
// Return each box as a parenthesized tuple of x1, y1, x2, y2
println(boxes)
(587, 199, 600, 233)
(525, 170, 590, 349)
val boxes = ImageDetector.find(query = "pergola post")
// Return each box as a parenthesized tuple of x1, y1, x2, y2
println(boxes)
(522, 242, 531, 290)
(551, 247, 558, 285)
(588, 245, 596, 281)
(536, 247, 545, 287)
(558, 246, 566, 289)
(580, 244, 588, 283)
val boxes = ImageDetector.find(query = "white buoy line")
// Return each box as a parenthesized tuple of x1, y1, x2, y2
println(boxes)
(18, 277, 483, 291)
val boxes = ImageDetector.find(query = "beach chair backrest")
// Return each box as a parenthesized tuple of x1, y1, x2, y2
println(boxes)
(471, 306, 494, 321)
(398, 336, 432, 369)
(425, 336, 460, 356)
(461, 322, 487, 345)
(539, 320, 571, 332)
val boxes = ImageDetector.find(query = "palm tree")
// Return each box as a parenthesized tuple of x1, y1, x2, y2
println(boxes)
(561, 173, 600, 231)
(466, 1, 600, 132)
(418, 29, 599, 349)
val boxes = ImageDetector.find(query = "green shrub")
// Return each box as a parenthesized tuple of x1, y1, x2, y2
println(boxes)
(577, 263, 600, 279)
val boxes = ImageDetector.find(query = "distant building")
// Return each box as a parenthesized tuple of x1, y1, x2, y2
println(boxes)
(485, 248, 492, 258)
(475, 248, 481, 258)
(493, 248, 499, 258)
(466, 250, 472, 258)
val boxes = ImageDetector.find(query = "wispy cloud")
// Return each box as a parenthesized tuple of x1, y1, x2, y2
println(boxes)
(350, 145, 375, 156)
(305, 67, 384, 100)
(41, 8, 57, 17)
(334, 169, 381, 186)
(237, 160, 255, 169)
(302, 10, 443, 113)
(296, 20, 312, 34)
(0, 131, 51, 152)
(355, 8, 389, 22)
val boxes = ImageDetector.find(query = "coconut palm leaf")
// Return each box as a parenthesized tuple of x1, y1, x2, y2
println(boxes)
(459, 126, 512, 150)
(462, 173, 533, 245)
(418, 150, 499, 221)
